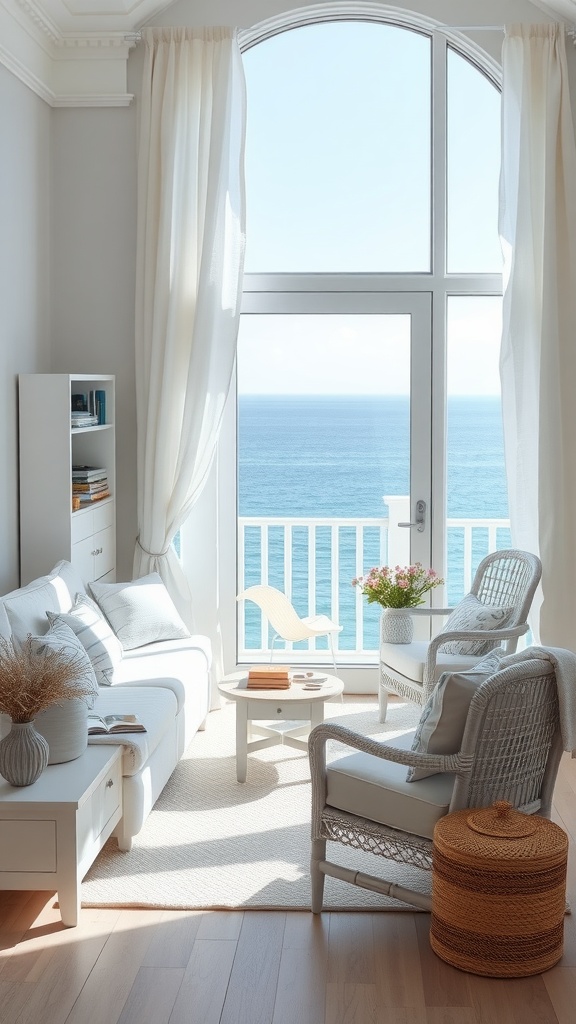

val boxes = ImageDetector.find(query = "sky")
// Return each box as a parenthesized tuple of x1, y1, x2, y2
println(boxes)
(238, 22, 503, 397)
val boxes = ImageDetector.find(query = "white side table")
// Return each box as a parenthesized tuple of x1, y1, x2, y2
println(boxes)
(218, 671, 344, 782)
(0, 743, 123, 926)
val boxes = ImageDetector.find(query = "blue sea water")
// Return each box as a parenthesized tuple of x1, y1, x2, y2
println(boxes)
(238, 394, 510, 649)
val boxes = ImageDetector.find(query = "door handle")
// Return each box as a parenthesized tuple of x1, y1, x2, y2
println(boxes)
(399, 500, 426, 533)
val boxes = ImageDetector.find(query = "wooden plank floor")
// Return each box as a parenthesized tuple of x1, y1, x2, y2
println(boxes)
(2, 743, 576, 1022)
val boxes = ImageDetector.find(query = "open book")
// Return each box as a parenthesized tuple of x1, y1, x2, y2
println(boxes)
(87, 713, 146, 735)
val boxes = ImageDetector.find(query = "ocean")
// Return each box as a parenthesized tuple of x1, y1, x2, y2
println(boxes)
(238, 394, 510, 650)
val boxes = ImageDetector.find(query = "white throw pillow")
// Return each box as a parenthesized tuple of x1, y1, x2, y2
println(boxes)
(406, 649, 503, 783)
(89, 573, 190, 651)
(29, 618, 99, 708)
(438, 594, 513, 656)
(47, 593, 122, 686)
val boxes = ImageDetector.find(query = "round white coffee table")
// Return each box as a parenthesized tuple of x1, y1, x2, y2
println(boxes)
(218, 671, 344, 782)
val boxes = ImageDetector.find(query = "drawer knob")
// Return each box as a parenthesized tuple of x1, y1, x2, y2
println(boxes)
(106, 779, 114, 788)
(277, 708, 282, 714)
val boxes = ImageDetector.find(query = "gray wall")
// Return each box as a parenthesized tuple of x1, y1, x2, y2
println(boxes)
(50, 108, 138, 581)
(0, 64, 50, 593)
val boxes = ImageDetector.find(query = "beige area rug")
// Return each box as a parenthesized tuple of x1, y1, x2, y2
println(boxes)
(82, 696, 431, 911)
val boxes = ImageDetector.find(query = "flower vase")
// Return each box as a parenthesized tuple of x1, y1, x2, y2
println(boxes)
(381, 608, 414, 644)
(0, 721, 49, 786)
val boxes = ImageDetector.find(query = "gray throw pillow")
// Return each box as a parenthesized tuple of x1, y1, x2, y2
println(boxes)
(30, 618, 99, 708)
(439, 594, 513, 656)
(47, 593, 123, 686)
(89, 573, 190, 651)
(406, 649, 503, 782)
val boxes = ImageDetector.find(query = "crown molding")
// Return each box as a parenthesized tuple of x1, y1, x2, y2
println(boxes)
(0, 0, 136, 105)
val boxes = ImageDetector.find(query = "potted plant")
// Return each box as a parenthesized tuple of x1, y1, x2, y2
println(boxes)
(352, 563, 444, 643)
(0, 636, 96, 786)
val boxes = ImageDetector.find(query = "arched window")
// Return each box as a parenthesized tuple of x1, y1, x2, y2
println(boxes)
(227, 12, 504, 670)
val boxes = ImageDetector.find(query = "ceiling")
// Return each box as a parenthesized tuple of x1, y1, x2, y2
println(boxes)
(1, 0, 575, 106)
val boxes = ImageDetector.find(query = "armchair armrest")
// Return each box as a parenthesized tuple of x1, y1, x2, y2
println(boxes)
(424, 623, 528, 683)
(308, 722, 467, 780)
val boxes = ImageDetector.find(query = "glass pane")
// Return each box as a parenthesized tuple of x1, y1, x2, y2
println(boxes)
(243, 23, 431, 272)
(446, 49, 502, 274)
(237, 314, 411, 652)
(446, 297, 509, 604)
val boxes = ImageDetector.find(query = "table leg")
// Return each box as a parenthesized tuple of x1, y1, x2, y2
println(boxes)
(310, 701, 325, 731)
(236, 700, 248, 783)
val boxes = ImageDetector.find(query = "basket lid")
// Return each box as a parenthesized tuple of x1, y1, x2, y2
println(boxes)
(467, 801, 538, 839)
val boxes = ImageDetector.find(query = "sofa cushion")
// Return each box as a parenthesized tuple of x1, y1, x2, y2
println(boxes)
(406, 649, 504, 782)
(110, 636, 212, 714)
(326, 732, 455, 840)
(29, 618, 99, 708)
(439, 594, 513, 655)
(47, 594, 123, 687)
(88, 685, 178, 776)
(3, 560, 86, 638)
(89, 573, 190, 651)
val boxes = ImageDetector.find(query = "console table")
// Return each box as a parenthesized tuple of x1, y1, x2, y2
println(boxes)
(0, 744, 123, 926)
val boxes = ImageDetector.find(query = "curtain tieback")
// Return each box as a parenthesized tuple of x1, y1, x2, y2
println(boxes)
(136, 536, 170, 558)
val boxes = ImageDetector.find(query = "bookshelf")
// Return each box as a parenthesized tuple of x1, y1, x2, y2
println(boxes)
(19, 374, 116, 586)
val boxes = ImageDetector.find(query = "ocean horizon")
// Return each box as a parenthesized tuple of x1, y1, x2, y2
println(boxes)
(238, 394, 510, 649)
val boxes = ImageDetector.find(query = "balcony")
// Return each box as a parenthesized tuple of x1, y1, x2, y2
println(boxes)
(238, 496, 511, 664)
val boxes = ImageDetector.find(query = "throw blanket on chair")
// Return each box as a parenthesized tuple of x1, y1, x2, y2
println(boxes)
(498, 646, 576, 756)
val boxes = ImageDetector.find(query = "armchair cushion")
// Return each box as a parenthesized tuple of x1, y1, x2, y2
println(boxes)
(326, 732, 455, 840)
(439, 594, 513, 655)
(380, 641, 481, 683)
(406, 649, 504, 782)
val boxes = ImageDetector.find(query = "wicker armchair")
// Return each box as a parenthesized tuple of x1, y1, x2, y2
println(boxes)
(379, 549, 542, 722)
(309, 654, 562, 912)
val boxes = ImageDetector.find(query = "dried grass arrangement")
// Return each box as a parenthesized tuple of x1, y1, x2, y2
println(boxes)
(0, 635, 96, 724)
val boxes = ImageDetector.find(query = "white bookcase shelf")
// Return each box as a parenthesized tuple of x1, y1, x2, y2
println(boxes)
(19, 373, 116, 586)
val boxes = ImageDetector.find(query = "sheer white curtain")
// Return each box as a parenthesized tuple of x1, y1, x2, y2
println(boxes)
(134, 27, 246, 634)
(499, 23, 576, 649)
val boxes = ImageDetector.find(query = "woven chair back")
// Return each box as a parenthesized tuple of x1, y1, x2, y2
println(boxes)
(450, 657, 562, 818)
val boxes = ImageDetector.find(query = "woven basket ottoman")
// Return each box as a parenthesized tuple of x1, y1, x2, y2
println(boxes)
(430, 801, 568, 977)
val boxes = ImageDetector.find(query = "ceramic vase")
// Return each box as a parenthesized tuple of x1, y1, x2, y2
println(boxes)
(35, 699, 88, 764)
(0, 720, 49, 786)
(381, 608, 414, 644)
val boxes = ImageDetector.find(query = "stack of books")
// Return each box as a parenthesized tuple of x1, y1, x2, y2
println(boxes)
(71, 410, 98, 429)
(72, 465, 110, 505)
(246, 666, 291, 689)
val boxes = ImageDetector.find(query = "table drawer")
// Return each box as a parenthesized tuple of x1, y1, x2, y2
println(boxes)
(246, 700, 312, 721)
(0, 820, 56, 872)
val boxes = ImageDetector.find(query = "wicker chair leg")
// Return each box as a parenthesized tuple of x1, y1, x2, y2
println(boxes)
(311, 838, 327, 913)
(378, 684, 389, 723)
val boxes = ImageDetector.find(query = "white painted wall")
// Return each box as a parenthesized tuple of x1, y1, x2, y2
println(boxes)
(0, 64, 50, 593)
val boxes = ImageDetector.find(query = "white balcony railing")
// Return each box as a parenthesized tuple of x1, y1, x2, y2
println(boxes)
(238, 497, 511, 663)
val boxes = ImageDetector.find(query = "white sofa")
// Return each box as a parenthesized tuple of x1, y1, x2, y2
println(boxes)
(0, 560, 212, 850)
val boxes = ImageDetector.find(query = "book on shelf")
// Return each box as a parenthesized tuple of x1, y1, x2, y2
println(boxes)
(71, 413, 98, 428)
(88, 713, 146, 735)
(72, 481, 109, 493)
(77, 490, 111, 504)
(72, 465, 107, 480)
(95, 389, 106, 425)
(71, 393, 88, 412)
